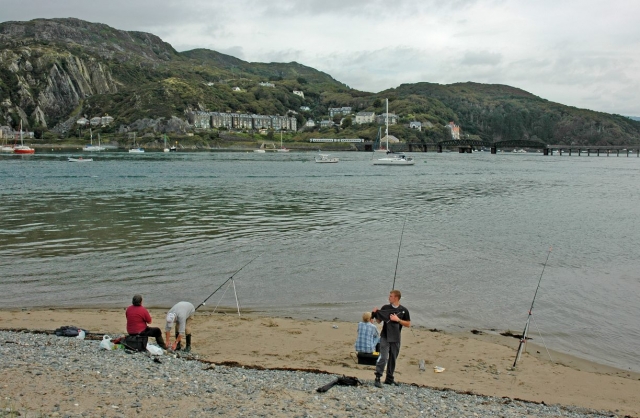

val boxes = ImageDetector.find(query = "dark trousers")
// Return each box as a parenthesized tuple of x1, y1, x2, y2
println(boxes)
(138, 326, 164, 347)
(375, 336, 401, 382)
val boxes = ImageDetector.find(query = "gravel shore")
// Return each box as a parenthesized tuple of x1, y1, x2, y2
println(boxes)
(1, 331, 622, 417)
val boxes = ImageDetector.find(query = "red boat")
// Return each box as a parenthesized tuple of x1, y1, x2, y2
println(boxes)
(13, 121, 35, 154)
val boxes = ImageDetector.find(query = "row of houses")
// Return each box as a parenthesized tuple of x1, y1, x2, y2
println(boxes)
(0, 126, 35, 139)
(77, 115, 114, 127)
(187, 111, 298, 131)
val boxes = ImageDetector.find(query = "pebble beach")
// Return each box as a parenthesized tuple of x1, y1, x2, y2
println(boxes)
(0, 330, 624, 418)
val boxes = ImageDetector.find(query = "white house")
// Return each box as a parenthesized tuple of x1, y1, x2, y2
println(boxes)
(355, 112, 375, 124)
(232, 87, 242, 92)
(409, 121, 422, 131)
(300, 106, 310, 111)
(305, 119, 316, 127)
(293, 90, 305, 98)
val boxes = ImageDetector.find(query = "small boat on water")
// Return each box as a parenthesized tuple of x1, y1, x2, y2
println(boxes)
(277, 131, 289, 152)
(13, 121, 35, 154)
(374, 100, 413, 166)
(128, 133, 144, 153)
(83, 129, 105, 152)
(68, 157, 93, 162)
(254, 142, 267, 153)
(315, 154, 339, 163)
(373, 153, 415, 165)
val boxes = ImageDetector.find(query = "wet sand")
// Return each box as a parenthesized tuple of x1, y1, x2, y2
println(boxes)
(1, 308, 638, 416)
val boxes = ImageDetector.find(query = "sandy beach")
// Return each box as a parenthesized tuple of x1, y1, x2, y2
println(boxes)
(1, 308, 638, 417)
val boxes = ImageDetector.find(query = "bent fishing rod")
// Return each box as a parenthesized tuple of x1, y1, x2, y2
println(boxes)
(391, 215, 408, 291)
(195, 252, 263, 311)
(513, 246, 552, 368)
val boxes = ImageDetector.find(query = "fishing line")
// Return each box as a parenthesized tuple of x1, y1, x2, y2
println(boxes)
(391, 215, 408, 291)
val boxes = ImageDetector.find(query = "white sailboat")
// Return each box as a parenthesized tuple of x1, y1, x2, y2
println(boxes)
(1, 134, 14, 153)
(83, 129, 105, 151)
(254, 142, 266, 153)
(373, 99, 414, 166)
(128, 132, 144, 153)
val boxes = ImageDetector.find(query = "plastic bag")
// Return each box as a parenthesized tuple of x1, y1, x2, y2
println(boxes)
(76, 330, 85, 340)
(146, 344, 164, 356)
(99, 335, 114, 350)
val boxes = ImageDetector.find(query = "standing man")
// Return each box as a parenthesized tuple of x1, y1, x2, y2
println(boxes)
(125, 294, 166, 349)
(371, 289, 411, 387)
(165, 301, 195, 352)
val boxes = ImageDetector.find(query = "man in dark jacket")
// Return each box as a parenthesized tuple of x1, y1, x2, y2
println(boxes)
(371, 289, 411, 387)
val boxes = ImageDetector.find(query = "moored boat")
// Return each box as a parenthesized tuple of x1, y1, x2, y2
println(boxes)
(13, 121, 35, 154)
(68, 156, 93, 162)
(315, 154, 339, 163)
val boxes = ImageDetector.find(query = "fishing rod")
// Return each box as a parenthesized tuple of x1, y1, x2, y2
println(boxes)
(195, 252, 263, 311)
(391, 215, 408, 291)
(513, 247, 552, 368)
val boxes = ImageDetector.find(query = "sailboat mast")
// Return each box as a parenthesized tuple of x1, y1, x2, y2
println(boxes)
(20, 120, 23, 145)
(385, 98, 389, 151)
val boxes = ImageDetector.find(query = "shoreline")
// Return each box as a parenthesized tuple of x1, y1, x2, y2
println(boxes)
(1, 308, 638, 416)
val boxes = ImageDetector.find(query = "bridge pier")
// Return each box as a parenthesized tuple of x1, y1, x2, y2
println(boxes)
(491, 146, 497, 154)
(437, 144, 443, 153)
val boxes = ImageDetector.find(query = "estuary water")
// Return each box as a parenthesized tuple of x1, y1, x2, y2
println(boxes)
(1, 150, 639, 372)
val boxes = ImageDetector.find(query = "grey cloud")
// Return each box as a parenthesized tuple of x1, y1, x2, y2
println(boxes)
(460, 51, 502, 66)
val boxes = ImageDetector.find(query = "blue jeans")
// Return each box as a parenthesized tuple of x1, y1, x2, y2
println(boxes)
(375, 336, 401, 382)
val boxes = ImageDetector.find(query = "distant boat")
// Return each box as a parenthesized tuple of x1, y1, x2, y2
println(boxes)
(315, 154, 339, 163)
(163, 134, 170, 153)
(68, 156, 93, 162)
(13, 121, 35, 154)
(1, 135, 13, 153)
(83, 129, 105, 152)
(128, 133, 144, 153)
(277, 131, 289, 152)
(374, 99, 413, 166)
(373, 153, 415, 165)
(254, 142, 267, 153)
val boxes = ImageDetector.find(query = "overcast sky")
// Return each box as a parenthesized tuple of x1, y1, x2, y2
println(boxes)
(2, 0, 640, 116)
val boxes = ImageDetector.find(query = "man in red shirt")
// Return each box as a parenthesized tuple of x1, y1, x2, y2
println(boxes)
(125, 294, 165, 349)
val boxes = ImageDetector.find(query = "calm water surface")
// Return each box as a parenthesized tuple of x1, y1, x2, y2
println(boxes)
(1, 150, 639, 372)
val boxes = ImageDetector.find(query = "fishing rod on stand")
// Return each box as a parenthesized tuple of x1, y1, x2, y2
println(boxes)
(512, 247, 553, 368)
(195, 252, 263, 317)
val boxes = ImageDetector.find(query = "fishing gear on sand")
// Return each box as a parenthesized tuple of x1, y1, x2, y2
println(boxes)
(512, 247, 552, 368)
(195, 253, 263, 314)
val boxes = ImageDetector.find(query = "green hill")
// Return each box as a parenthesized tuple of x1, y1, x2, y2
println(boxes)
(0, 17, 638, 146)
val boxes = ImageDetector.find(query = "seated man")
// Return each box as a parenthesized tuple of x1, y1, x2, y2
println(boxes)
(125, 294, 166, 349)
(355, 312, 380, 354)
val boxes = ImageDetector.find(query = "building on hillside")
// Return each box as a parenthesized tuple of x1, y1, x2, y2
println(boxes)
(101, 115, 114, 125)
(210, 112, 233, 129)
(90, 117, 102, 127)
(446, 121, 461, 139)
(259, 82, 275, 87)
(376, 113, 398, 125)
(319, 120, 333, 128)
(409, 121, 422, 131)
(305, 119, 316, 128)
(354, 112, 375, 124)
(300, 106, 310, 112)
(293, 90, 304, 98)
(252, 114, 271, 130)
(76, 117, 89, 126)
(187, 111, 211, 129)
(288, 116, 297, 131)
(232, 87, 242, 92)
(328, 107, 353, 117)
(231, 113, 252, 130)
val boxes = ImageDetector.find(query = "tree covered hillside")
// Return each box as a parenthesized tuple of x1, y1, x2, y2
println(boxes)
(0, 18, 638, 146)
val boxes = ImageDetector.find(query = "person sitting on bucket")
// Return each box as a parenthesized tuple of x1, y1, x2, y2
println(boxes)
(165, 301, 195, 352)
(125, 294, 166, 349)
(355, 312, 380, 354)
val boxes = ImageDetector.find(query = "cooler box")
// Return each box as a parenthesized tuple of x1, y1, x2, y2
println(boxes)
(356, 352, 379, 365)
